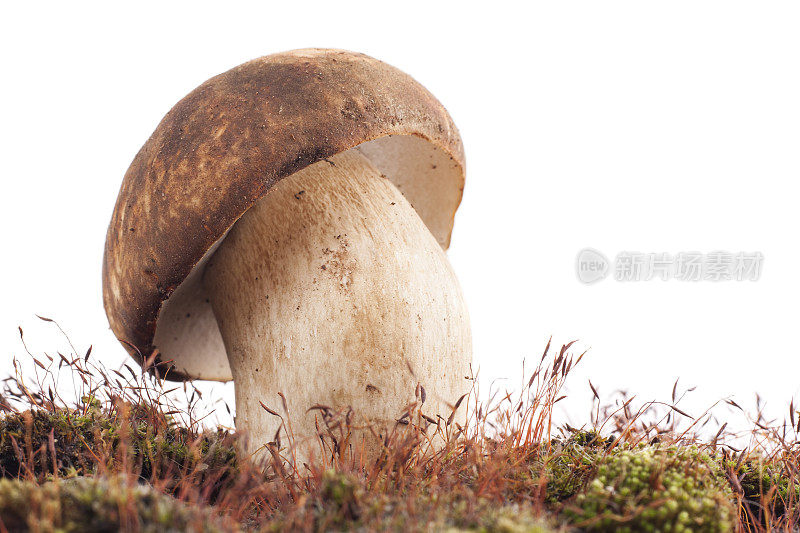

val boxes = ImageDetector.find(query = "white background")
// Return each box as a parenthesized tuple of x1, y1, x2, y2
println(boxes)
(2, 2, 798, 432)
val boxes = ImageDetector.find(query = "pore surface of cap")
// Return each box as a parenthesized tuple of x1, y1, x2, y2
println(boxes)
(103, 48, 465, 381)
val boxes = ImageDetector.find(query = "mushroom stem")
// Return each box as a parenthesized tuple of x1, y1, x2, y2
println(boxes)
(203, 150, 471, 461)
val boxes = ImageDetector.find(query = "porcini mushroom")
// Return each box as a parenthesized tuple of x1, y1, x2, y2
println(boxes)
(102, 49, 471, 460)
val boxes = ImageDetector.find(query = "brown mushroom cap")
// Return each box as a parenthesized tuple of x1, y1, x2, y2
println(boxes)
(102, 48, 465, 381)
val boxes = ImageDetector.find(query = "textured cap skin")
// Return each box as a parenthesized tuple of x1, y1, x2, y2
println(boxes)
(102, 49, 465, 379)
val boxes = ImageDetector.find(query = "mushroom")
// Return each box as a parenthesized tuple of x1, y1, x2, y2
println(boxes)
(102, 49, 471, 461)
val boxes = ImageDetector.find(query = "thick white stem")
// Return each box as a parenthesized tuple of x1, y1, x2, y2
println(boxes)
(203, 150, 471, 461)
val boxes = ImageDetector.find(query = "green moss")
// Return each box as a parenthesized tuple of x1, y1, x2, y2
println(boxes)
(565, 430, 614, 449)
(0, 408, 109, 477)
(566, 446, 735, 532)
(729, 456, 800, 525)
(504, 431, 609, 507)
(540, 434, 607, 505)
(0, 406, 239, 494)
(316, 470, 362, 526)
(0, 476, 235, 532)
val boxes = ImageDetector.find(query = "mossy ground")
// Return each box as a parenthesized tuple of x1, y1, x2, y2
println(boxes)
(0, 476, 233, 532)
(0, 336, 797, 531)
(566, 446, 735, 532)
